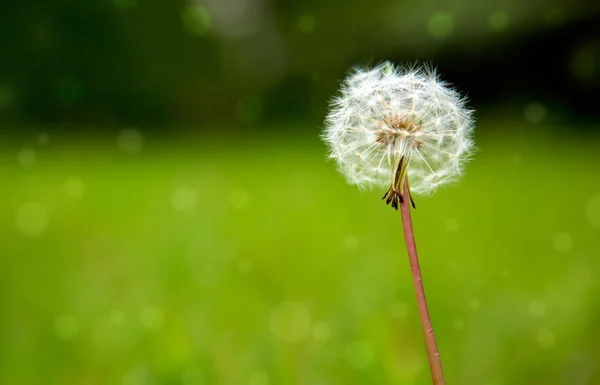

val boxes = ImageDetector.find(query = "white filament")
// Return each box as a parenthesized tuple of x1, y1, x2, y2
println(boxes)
(323, 62, 475, 195)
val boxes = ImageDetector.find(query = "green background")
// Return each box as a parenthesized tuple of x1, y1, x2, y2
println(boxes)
(1, 1, 600, 384)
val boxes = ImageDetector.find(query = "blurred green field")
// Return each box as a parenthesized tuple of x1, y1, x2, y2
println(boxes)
(1, 119, 600, 385)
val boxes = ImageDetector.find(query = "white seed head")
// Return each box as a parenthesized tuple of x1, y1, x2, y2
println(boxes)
(323, 62, 475, 205)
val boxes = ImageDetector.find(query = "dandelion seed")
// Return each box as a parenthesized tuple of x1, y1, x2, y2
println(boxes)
(322, 62, 475, 209)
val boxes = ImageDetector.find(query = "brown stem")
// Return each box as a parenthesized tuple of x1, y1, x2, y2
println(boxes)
(399, 178, 446, 385)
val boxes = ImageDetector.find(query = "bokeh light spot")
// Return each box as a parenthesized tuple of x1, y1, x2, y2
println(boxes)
(586, 195, 600, 230)
(140, 306, 164, 331)
(552, 232, 572, 253)
(342, 235, 358, 251)
(64, 177, 85, 198)
(237, 95, 263, 124)
(536, 328, 555, 349)
(390, 302, 409, 320)
(0, 83, 14, 111)
(54, 315, 80, 340)
(445, 218, 459, 232)
(529, 300, 546, 317)
(17, 148, 36, 168)
(489, 11, 509, 32)
(182, 4, 212, 36)
(117, 129, 144, 154)
(523, 102, 546, 124)
(231, 189, 251, 211)
(570, 47, 596, 82)
(545, 6, 564, 26)
(172, 187, 198, 211)
(344, 341, 374, 369)
(428, 12, 454, 39)
(15, 202, 49, 237)
(468, 297, 480, 311)
(453, 318, 464, 331)
(55, 76, 84, 106)
(312, 322, 331, 342)
(249, 370, 270, 385)
(511, 154, 521, 165)
(122, 367, 150, 385)
(38, 133, 50, 145)
(109, 310, 124, 325)
(297, 15, 316, 34)
(182, 368, 205, 385)
(113, 0, 137, 9)
(237, 259, 253, 274)
(269, 302, 311, 342)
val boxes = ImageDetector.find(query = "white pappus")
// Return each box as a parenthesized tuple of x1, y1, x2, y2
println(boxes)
(323, 62, 475, 209)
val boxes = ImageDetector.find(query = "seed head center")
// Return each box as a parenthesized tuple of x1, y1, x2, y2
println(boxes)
(376, 114, 424, 148)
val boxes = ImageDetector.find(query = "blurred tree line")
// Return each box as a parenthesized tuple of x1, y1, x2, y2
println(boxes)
(0, 0, 598, 129)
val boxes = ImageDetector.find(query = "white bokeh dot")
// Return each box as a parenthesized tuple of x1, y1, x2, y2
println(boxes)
(428, 12, 454, 39)
(248, 370, 269, 385)
(312, 322, 331, 342)
(297, 15, 316, 34)
(231, 189, 251, 211)
(17, 148, 36, 168)
(553, 232, 572, 253)
(453, 318, 464, 331)
(182, 368, 204, 385)
(117, 129, 144, 154)
(586, 195, 600, 230)
(344, 340, 374, 369)
(64, 177, 85, 198)
(122, 366, 149, 385)
(529, 300, 546, 317)
(54, 315, 80, 340)
(445, 218, 459, 232)
(181, 4, 211, 36)
(109, 310, 124, 325)
(489, 11, 509, 32)
(237, 260, 253, 274)
(511, 154, 521, 165)
(390, 302, 409, 320)
(269, 302, 311, 342)
(536, 327, 555, 349)
(172, 188, 198, 211)
(15, 202, 49, 236)
(140, 306, 164, 331)
(468, 297, 480, 311)
(342, 235, 358, 251)
(114, 0, 138, 9)
(38, 133, 50, 145)
(524, 102, 546, 124)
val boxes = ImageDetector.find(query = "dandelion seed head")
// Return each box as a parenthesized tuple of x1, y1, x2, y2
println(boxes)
(323, 62, 475, 198)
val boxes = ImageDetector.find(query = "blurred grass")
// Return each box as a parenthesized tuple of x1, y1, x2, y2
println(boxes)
(1, 119, 600, 385)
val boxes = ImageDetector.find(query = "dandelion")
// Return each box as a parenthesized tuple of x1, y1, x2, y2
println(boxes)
(323, 62, 474, 209)
(322, 62, 476, 385)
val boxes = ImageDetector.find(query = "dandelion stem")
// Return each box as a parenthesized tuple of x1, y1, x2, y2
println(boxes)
(399, 179, 445, 385)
